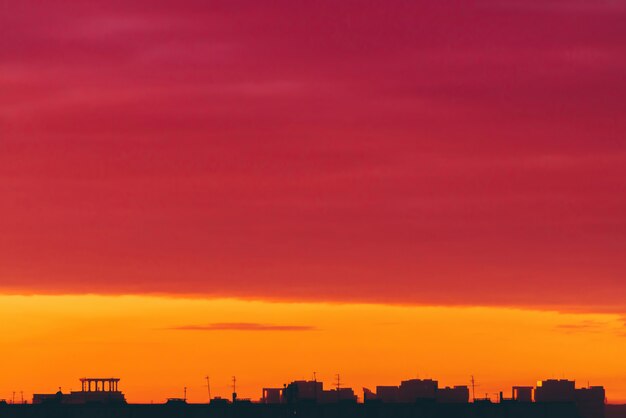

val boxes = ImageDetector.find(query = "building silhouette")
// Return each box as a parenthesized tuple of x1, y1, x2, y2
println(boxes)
(17, 375, 606, 418)
(272, 380, 357, 404)
(512, 386, 534, 402)
(535, 379, 576, 403)
(534, 380, 605, 418)
(365, 379, 469, 404)
(436, 386, 470, 403)
(33, 378, 126, 405)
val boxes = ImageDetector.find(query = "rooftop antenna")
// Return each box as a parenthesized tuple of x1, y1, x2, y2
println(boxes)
(313, 371, 317, 382)
(205, 376, 211, 403)
(471, 376, 475, 402)
(335, 374, 341, 391)
(232, 376, 237, 402)
(20, 391, 24, 404)
(470, 376, 481, 402)
(184, 387, 187, 401)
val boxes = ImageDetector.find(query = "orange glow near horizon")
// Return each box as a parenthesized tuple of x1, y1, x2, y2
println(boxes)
(1, 295, 625, 404)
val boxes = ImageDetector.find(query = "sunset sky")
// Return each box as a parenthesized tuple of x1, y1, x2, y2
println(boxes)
(1, 0, 626, 404)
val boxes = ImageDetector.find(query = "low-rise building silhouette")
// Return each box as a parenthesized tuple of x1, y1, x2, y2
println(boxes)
(399, 379, 438, 402)
(369, 380, 468, 403)
(512, 386, 533, 402)
(535, 379, 576, 403)
(436, 386, 470, 403)
(282, 380, 322, 403)
(261, 388, 283, 404)
(576, 387, 606, 418)
(33, 378, 126, 405)
(280, 380, 356, 404)
(319, 388, 357, 403)
(533, 380, 605, 418)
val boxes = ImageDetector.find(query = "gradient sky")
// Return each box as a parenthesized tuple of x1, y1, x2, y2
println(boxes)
(2, 295, 626, 403)
(1, 0, 626, 403)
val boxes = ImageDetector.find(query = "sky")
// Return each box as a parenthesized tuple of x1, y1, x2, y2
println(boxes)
(1, 0, 626, 403)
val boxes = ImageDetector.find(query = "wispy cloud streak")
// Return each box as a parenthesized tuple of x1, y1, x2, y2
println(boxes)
(170, 322, 316, 331)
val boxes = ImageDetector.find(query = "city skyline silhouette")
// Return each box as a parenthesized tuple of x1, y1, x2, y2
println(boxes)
(1, 374, 611, 418)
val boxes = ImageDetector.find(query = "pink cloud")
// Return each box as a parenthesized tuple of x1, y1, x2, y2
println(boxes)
(1, 1, 625, 312)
